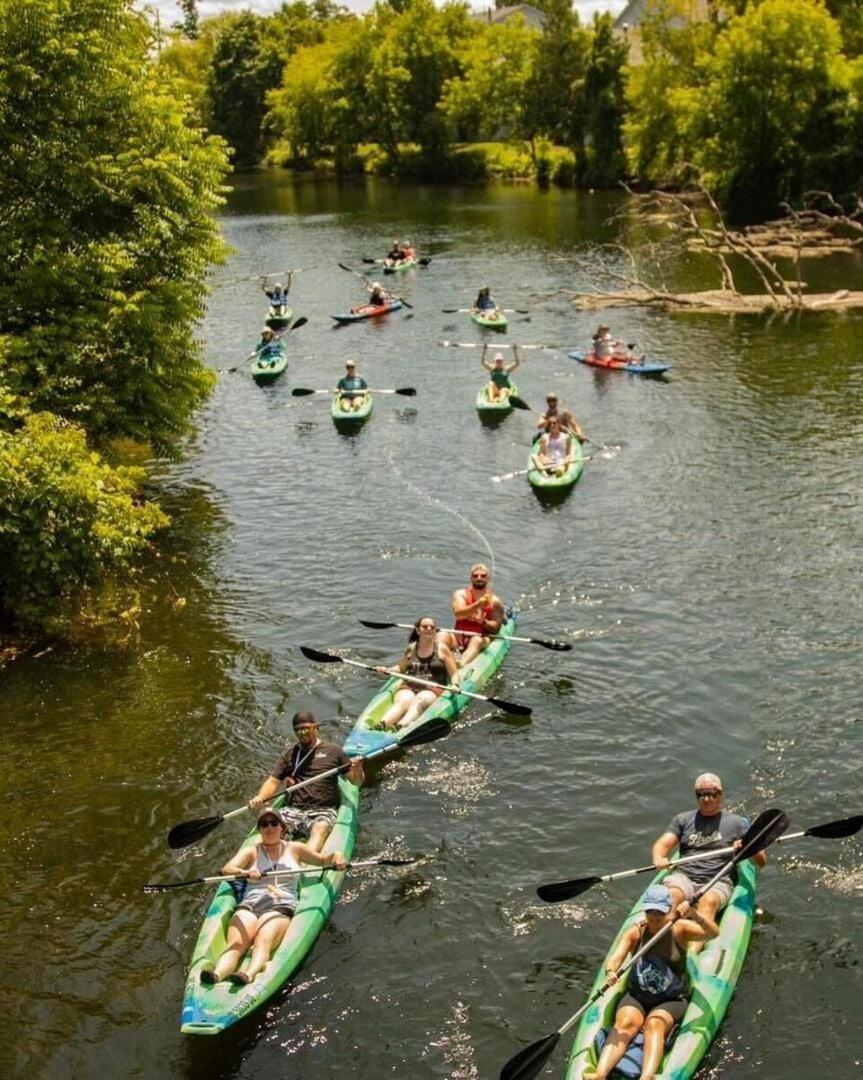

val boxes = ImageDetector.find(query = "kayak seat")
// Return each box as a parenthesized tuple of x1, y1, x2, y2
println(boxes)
(593, 1025, 678, 1078)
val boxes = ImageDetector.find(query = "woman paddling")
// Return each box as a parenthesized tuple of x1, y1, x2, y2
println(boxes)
(375, 616, 459, 731)
(199, 807, 345, 986)
(584, 884, 718, 1080)
(532, 417, 573, 477)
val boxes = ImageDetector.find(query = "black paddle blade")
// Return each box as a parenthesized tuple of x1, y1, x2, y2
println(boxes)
(510, 397, 531, 411)
(535, 639, 573, 652)
(289, 316, 308, 330)
(418, 257, 431, 265)
(537, 875, 601, 903)
(167, 814, 224, 850)
(292, 388, 316, 396)
(396, 296, 413, 309)
(500, 1031, 561, 1080)
(736, 808, 789, 862)
(376, 856, 419, 867)
(361, 257, 377, 264)
(396, 387, 417, 396)
(489, 695, 532, 716)
(807, 814, 863, 839)
(300, 645, 342, 664)
(399, 717, 450, 748)
(360, 619, 398, 629)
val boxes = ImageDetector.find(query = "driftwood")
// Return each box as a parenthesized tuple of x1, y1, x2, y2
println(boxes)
(567, 287, 858, 315)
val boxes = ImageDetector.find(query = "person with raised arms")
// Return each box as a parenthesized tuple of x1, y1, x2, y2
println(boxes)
(261, 275, 292, 314)
(582, 883, 718, 1080)
(651, 772, 768, 939)
(482, 344, 521, 403)
(375, 615, 460, 731)
(248, 710, 363, 852)
(537, 391, 586, 443)
(335, 359, 368, 413)
(444, 563, 506, 668)
(199, 806, 346, 987)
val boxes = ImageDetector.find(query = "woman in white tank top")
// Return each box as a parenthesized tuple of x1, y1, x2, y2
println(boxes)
(534, 418, 573, 476)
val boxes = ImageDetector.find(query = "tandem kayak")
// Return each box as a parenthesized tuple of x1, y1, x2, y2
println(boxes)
(476, 382, 519, 416)
(527, 436, 585, 492)
(565, 860, 757, 1079)
(567, 350, 670, 375)
(251, 345, 288, 384)
(265, 306, 293, 330)
(382, 257, 417, 274)
(180, 778, 359, 1035)
(331, 300, 403, 323)
(472, 308, 508, 330)
(332, 392, 373, 428)
(343, 612, 517, 757)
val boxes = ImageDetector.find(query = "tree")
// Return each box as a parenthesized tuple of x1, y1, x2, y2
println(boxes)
(574, 13, 628, 185)
(523, 0, 589, 147)
(178, 0, 198, 39)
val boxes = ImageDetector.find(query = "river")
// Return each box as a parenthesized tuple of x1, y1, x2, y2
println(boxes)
(1, 173, 861, 1079)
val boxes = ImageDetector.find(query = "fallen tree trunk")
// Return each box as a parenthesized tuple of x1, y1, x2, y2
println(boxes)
(567, 288, 857, 314)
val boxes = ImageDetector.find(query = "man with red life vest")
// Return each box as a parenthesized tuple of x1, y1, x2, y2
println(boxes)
(447, 563, 505, 668)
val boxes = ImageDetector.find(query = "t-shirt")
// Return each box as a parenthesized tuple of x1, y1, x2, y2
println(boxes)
(667, 809, 750, 884)
(271, 740, 350, 811)
(337, 375, 367, 394)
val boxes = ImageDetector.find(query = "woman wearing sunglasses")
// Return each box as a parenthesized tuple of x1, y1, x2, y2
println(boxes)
(375, 616, 459, 731)
(200, 806, 346, 986)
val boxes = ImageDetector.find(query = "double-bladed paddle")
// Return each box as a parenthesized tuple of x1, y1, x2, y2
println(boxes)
(442, 307, 530, 315)
(292, 387, 416, 397)
(537, 812, 863, 903)
(492, 455, 593, 483)
(359, 619, 572, 653)
(440, 341, 556, 350)
(300, 645, 532, 716)
(336, 263, 413, 309)
(499, 808, 790, 1080)
(166, 717, 450, 850)
(362, 256, 431, 266)
(220, 316, 309, 373)
(143, 855, 419, 894)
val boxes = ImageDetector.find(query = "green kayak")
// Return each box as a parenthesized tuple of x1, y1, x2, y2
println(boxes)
(180, 778, 359, 1035)
(332, 391, 373, 428)
(472, 308, 508, 330)
(343, 613, 516, 757)
(565, 860, 757, 1080)
(527, 435, 585, 492)
(265, 306, 293, 330)
(382, 257, 417, 274)
(251, 345, 288, 384)
(476, 382, 518, 416)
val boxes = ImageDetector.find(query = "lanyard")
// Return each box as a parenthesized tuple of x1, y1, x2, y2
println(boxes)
(291, 741, 318, 778)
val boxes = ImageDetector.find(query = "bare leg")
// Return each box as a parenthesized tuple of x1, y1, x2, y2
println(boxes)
(212, 909, 258, 979)
(307, 818, 332, 852)
(639, 1009, 675, 1079)
(487, 380, 499, 401)
(585, 1007, 643, 1080)
(689, 890, 722, 954)
(243, 912, 290, 981)
(378, 688, 416, 730)
(398, 689, 438, 728)
(458, 635, 488, 669)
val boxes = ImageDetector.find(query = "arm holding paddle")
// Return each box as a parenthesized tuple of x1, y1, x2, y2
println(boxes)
(451, 587, 504, 636)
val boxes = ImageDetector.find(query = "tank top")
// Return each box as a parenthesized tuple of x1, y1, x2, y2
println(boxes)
(545, 432, 569, 463)
(403, 641, 449, 686)
(630, 924, 688, 1007)
(243, 842, 300, 907)
(490, 368, 510, 388)
(454, 586, 494, 636)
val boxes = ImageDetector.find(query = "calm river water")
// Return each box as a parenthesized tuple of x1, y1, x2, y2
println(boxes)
(2, 174, 861, 1080)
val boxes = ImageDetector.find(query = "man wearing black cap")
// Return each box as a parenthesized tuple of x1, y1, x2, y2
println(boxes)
(249, 710, 363, 851)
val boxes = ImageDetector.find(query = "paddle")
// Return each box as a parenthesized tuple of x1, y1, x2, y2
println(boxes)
(337, 264, 413, 310)
(363, 256, 432, 266)
(492, 456, 593, 483)
(300, 645, 532, 716)
(359, 619, 572, 653)
(537, 812, 863, 903)
(166, 717, 450, 850)
(442, 307, 530, 315)
(220, 317, 309, 373)
(440, 341, 557, 350)
(292, 387, 417, 397)
(499, 808, 789, 1080)
(143, 856, 419, 894)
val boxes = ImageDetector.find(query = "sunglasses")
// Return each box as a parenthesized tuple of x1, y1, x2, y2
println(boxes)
(259, 819, 281, 828)
(294, 725, 317, 732)
(419, 624, 437, 631)
(696, 790, 721, 798)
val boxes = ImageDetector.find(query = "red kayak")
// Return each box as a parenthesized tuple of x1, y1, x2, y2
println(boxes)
(331, 300, 403, 323)
(567, 349, 670, 375)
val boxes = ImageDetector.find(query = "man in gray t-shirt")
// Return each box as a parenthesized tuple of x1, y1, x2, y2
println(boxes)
(651, 772, 768, 935)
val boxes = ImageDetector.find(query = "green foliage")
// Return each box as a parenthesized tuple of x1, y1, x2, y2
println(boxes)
(575, 14, 628, 186)
(523, 0, 589, 146)
(0, 414, 168, 626)
(178, 0, 199, 39)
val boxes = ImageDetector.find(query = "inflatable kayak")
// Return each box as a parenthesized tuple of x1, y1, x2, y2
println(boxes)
(565, 860, 757, 1079)
(265, 306, 292, 330)
(527, 435, 585, 492)
(180, 778, 359, 1035)
(472, 308, 508, 330)
(331, 300, 403, 323)
(343, 613, 516, 757)
(567, 350, 670, 375)
(332, 392, 373, 427)
(382, 257, 417, 274)
(476, 382, 518, 416)
(251, 345, 287, 384)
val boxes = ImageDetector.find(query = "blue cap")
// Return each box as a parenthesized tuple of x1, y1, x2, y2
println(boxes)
(640, 885, 672, 914)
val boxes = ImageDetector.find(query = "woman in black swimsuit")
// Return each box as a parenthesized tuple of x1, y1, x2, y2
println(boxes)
(376, 616, 459, 731)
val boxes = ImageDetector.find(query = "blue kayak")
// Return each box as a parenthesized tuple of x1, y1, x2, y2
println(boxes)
(567, 350, 670, 375)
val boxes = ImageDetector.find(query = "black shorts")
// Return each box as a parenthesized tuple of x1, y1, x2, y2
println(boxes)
(618, 992, 687, 1024)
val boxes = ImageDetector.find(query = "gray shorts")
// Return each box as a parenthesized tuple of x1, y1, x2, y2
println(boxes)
(278, 806, 337, 840)
(663, 871, 734, 910)
(237, 890, 296, 918)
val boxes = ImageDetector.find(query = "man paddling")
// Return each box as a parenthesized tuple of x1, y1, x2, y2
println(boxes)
(249, 710, 363, 851)
(537, 392, 586, 443)
(651, 773, 768, 939)
(335, 359, 368, 413)
(447, 563, 506, 668)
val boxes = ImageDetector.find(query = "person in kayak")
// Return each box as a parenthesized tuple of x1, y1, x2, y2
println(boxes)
(386, 240, 404, 263)
(375, 616, 460, 731)
(261, 275, 292, 314)
(248, 710, 364, 851)
(365, 280, 389, 307)
(482, 344, 521, 403)
(592, 324, 631, 361)
(537, 392, 586, 443)
(402, 240, 415, 260)
(583, 883, 718, 1080)
(335, 359, 368, 413)
(446, 563, 506, 668)
(475, 287, 496, 312)
(533, 417, 575, 477)
(253, 328, 283, 367)
(199, 806, 347, 986)
(651, 773, 768, 942)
